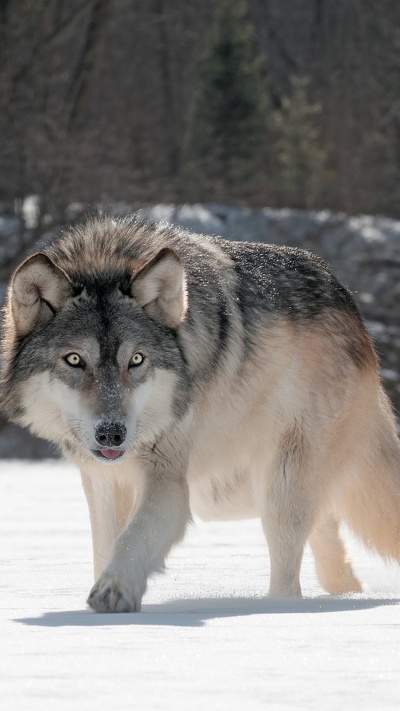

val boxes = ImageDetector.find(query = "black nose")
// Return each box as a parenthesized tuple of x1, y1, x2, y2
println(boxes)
(95, 421, 127, 447)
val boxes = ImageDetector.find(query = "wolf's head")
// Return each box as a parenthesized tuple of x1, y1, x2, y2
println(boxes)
(2, 246, 190, 463)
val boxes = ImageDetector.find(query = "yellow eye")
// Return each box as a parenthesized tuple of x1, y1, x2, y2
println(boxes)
(65, 353, 84, 368)
(129, 353, 144, 367)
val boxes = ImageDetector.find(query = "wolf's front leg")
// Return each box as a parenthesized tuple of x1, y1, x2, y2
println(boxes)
(87, 463, 190, 612)
(81, 466, 137, 580)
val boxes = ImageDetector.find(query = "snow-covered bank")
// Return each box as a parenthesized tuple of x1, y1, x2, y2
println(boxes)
(1, 461, 400, 710)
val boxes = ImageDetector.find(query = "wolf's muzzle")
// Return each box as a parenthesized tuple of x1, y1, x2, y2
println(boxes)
(95, 421, 127, 448)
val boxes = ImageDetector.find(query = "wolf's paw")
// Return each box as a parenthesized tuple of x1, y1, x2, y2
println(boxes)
(87, 571, 143, 613)
(320, 566, 363, 595)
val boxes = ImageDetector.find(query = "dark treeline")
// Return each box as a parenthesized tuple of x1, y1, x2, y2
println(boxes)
(1, 0, 400, 222)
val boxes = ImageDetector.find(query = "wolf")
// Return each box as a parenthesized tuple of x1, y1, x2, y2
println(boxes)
(2, 215, 400, 612)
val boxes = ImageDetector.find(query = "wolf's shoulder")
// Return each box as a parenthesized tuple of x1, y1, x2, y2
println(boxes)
(206, 237, 359, 320)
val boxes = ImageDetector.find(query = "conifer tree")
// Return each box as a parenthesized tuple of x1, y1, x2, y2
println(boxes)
(274, 76, 327, 209)
(192, 0, 269, 200)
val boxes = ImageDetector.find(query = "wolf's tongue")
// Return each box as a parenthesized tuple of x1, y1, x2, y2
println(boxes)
(100, 449, 121, 460)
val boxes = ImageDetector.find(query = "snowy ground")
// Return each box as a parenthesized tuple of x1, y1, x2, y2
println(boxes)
(1, 461, 400, 710)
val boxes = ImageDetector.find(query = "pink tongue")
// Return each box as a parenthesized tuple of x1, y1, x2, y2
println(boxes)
(100, 449, 121, 460)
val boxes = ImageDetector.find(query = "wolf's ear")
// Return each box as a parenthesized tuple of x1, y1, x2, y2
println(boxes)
(11, 253, 74, 337)
(131, 248, 187, 328)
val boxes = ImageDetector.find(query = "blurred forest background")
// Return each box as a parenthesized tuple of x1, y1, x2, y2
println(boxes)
(2, 0, 400, 457)
(1, 0, 400, 225)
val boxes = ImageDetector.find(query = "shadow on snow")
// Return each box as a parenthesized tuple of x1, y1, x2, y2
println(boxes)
(15, 595, 400, 628)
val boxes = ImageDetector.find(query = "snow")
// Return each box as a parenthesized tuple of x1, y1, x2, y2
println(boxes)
(1, 461, 400, 710)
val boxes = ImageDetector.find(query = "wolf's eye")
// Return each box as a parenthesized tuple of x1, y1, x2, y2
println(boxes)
(64, 353, 85, 368)
(129, 353, 144, 368)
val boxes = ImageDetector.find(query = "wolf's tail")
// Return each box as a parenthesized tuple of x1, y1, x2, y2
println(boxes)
(340, 387, 400, 562)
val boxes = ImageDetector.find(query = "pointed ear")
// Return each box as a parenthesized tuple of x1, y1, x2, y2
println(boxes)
(131, 248, 187, 328)
(11, 253, 74, 337)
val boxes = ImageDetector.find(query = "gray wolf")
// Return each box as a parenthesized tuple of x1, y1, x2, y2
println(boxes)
(2, 216, 400, 612)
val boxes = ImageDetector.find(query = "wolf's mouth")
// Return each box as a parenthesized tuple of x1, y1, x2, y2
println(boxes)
(93, 448, 124, 461)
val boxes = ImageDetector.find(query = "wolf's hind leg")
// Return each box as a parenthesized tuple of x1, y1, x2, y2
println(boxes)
(261, 432, 317, 597)
(262, 503, 309, 597)
(309, 515, 362, 594)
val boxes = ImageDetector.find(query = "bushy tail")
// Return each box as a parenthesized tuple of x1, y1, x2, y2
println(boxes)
(340, 390, 400, 562)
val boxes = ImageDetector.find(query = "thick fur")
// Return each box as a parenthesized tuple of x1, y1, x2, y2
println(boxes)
(2, 216, 400, 611)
